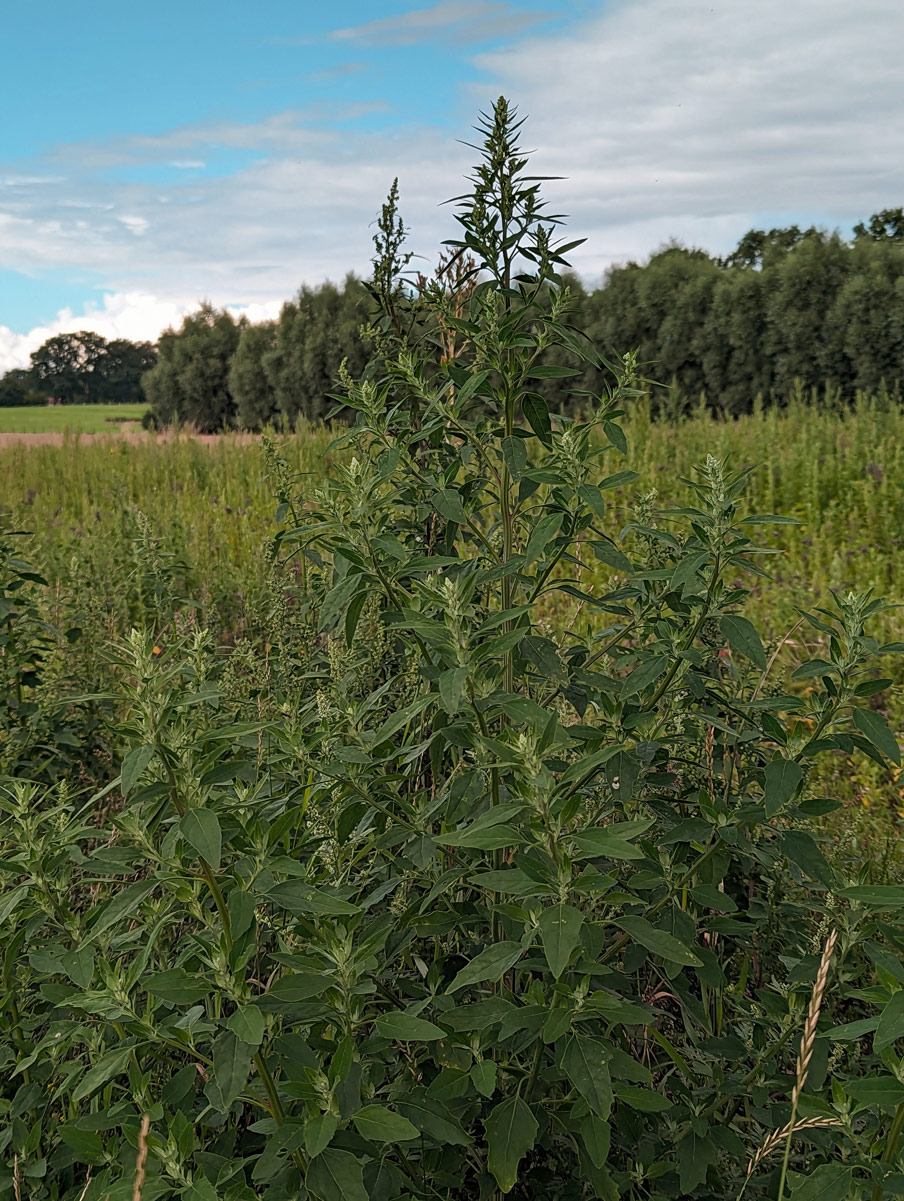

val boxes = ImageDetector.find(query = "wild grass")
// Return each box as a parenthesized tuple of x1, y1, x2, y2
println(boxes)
(1, 395, 902, 824)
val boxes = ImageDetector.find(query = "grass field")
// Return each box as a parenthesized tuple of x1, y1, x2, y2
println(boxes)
(1, 395, 902, 830)
(0, 402, 148, 433)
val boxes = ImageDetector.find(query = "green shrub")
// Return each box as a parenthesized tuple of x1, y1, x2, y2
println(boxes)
(3, 98, 904, 1201)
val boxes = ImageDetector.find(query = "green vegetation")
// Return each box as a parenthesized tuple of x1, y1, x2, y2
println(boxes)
(3, 101, 904, 1201)
(0, 402, 148, 433)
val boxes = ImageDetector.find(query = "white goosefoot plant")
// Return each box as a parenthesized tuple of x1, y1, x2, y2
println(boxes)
(5, 98, 904, 1201)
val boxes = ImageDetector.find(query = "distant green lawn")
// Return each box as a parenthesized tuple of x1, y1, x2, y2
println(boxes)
(0, 403, 148, 433)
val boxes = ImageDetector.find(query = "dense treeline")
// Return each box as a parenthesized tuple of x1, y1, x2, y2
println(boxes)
(0, 331, 156, 406)
(4, 208, 904, 425)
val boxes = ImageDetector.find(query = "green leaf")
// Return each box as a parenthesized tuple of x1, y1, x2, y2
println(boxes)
(524, 512, 565, 566)
(580, 1115, 610, 1169)
(763, 757, 804, 817)
(677, 1132, 717, 1194)
(612, 916, 702, 966)
(145, 969, 211, 1006)
(622, 655, 668, 698)
(485, 1095, 538, 1193)
(73, 1045, 133, 1102)
(719, 614, 767, 669)
(446, 942, 524, 993)
(433, 488, 468, 524)
(88, 879, 156, 940)
(0, 882, 29, 925)
(267, 881, 361, 916)
(208, 1032, 254, 1111)
(841, 885, 904, 908)
(305, 1113, 339, 1158)
(470, 1060, 497, 1098)
(561, 1035, 612, 1118)
(501, 435, 528, 479)
(263, 972, 335, 1005)
(788, 1164, 853, 1201)
(375, 1012, 446, 1041)
(226, 1004, 266, 1047)
(853, 706, 901, 764)
(439, 666, 470, 715)
(523, 394, 552, 444)
(396, 1093, 471, 1145)
(180, 808, 222, 870)
(781, 830, 833, 886)
(121, 744, 154, 797)
(352, 1105, 420, 1143)
(875, 990, 904, 1053)
(538, 903, 584, 979)
(306, 1148, 369, 1201)
(571, 829, 646, 861)
(792, 658, 837, 679)
(847, 1076, 904, 1111)
(318, 572, 365, 632)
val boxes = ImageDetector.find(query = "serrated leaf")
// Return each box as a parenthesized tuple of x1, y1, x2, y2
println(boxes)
(180, 808, 222, 870)
(538, 903, 584, 979)
(720, 614, 766, 669)
(612, 916, 702, 966)
(853, 706, 901, 764)
(375, 1012, 445, 1041)
(446, 942, 523, 993)
(305, 1147, 368, 1201)
(561, 1035, 612, 1118)
(485, 1095, 538, 1193)
(352, 1105, 419, 1143)
(763, 757, 803, 817)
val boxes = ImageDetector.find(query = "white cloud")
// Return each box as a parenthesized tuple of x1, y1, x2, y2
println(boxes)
(1, 0, 903, 358)
(0, 292, 284, 374)
(329, 1, 551, 46)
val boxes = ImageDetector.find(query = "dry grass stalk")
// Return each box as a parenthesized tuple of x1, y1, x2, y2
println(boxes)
(746, 1117, 842, 1177)
(132, 1114, 150, 1201)
(792, 928, 838, 1107)
(13, 1154, 22, 1201)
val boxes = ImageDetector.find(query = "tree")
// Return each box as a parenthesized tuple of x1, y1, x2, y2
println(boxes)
(93, 339, 157, 404)
(0, 368, 42, 407)
(29, 331, 107, 404)
(143, 305, 240, 432)
(265, 276, 369, 427)
(853, 207, 904, 243)
(230, 321, 278, 430)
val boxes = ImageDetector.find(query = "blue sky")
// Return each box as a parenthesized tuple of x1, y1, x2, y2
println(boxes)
(2, 0, 902, 368)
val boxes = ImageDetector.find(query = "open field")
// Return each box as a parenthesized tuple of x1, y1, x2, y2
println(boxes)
(0, 401, 147, 433)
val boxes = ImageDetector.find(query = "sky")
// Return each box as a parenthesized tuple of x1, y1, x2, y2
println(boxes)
(1, 0, 903, 372)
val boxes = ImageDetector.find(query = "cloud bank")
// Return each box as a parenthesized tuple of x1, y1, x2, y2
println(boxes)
(2, 0, 902, 371)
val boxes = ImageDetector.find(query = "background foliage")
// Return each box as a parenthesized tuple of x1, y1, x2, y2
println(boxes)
(2, 101, 904, 1201)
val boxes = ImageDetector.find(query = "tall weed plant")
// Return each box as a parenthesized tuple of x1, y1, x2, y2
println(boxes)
(3, 100, 904, 1201)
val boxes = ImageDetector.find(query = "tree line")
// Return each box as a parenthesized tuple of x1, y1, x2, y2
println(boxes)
(4, 207, 904, 426)
(0, 331, 157, 407)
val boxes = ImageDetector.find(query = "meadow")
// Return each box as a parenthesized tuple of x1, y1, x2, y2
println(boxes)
(0, 401, 147, 434)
